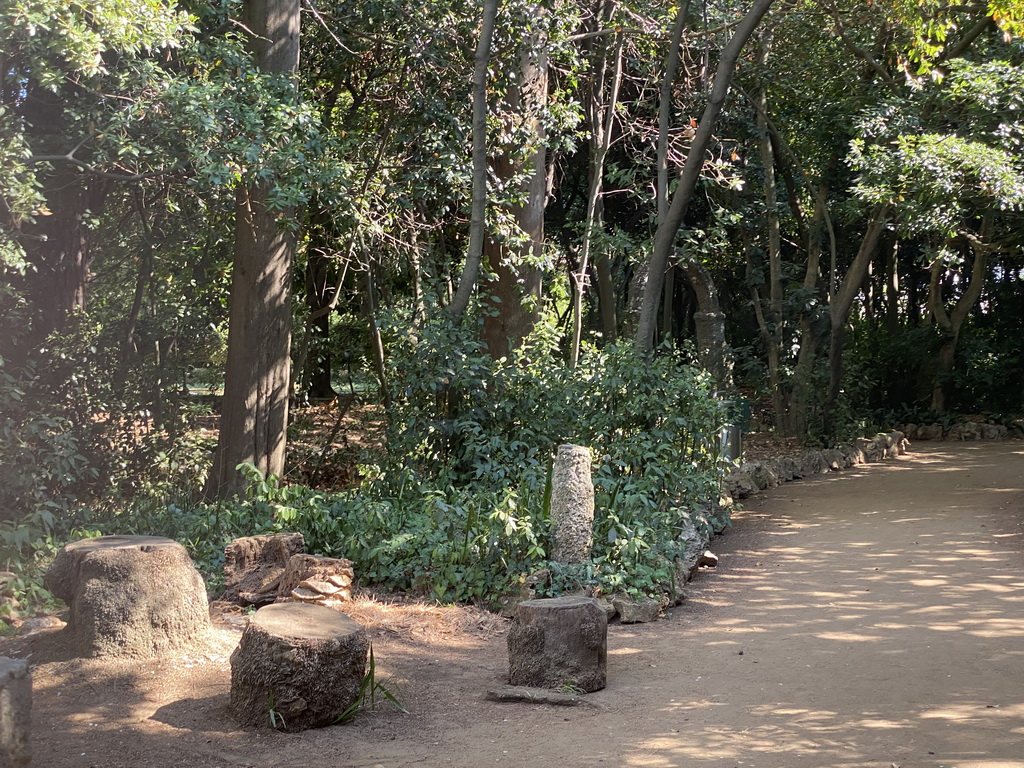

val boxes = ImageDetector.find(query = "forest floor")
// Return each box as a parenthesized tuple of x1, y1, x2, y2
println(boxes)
(9, 441, 1024, 768)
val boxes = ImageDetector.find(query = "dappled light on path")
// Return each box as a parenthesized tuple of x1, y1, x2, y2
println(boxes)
(620, 443, 1024, 768)
(17, 443, 1023, 768)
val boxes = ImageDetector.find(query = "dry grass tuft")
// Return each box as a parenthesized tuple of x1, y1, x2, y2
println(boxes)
(339, 591, 508, 643)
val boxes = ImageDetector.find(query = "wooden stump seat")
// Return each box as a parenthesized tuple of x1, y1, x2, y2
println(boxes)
(0, 657, 30, 767)
(223, 533, 305, 607)
(507, 596, 607, 692)
(44, 535, 211, 658)
(230, 602, 369, 731)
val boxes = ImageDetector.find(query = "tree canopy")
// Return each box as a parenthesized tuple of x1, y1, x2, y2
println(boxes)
(1, 0, 1022, 608)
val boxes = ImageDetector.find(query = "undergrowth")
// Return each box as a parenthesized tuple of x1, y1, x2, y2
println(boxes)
(6, 316, 730, 610)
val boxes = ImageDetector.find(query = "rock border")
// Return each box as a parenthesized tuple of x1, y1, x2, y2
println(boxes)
(901, 420, 1023, 442)
(723, 430, 911, 502)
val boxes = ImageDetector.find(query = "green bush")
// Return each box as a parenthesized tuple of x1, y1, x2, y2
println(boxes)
(363, 314, 726, 602)
(80, 314, 728, 607)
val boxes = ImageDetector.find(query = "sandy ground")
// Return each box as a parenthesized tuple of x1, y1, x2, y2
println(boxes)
(12, 441, 1024, 768)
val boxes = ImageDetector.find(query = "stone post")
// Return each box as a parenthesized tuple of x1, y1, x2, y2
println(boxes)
(550, 444, 595, 565)
(0, 657, 30, 767)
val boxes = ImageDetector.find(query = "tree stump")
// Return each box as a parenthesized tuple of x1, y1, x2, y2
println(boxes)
(550, 444, 595, 564)
(0, 657, 30, 768)
(507, 596, 607, 692)
(230, 602, 368, 731)
(223, 533, 305, 607)
(278, 554, 355, 605)
(44, 535, 211, 658)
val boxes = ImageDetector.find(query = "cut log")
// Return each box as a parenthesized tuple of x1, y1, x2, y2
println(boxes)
(230, 602, 368, 731)
(0, 657, 30, 767)
(223, 533, 305, 607)
(44, 535, 211, 658)
(278, 554, 355, 605)
(507, 596, 607, 692)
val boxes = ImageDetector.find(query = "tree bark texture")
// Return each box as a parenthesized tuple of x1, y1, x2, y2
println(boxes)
(230, 603, 368, 731)
(507, 597, 607, 692)
(279, 553, 355, 604)
(481, 10, 548, 359)
(223, 532, 306, 607)
(206, 0, 300, 500)
(44, 535, 211, 658)
(0, 657, 30, 768)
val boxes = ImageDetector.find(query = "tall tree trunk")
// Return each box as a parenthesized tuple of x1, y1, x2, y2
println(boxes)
(657, 1, 691, 224)
(635, 0, 774, 353)
(364, 260, 391, 409)
(682, 259, 733, 390)
(752, 29, 788, 428)
(570, 18, 622, 367)
(481, 9, 548, 359)
(449, 0, 498, 320)
(19, 177, 106, 353)
(205, 0, 300, 500)
(929, 226, 991, 413)
(592, 1, 621, 345)
(787, 183, 829, 436)
(300, 202, 340, 401)
(594, 251, 617, 341)
(822, 205, 888, 440)
(884, 239, 900, 335)
(746, 85, 831, 435)
(631, 0, 688, 348)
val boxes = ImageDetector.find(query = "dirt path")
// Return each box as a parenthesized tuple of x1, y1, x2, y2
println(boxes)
(19, 442, 1024, 768)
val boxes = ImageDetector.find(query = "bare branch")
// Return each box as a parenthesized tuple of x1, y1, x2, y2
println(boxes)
(228, 17, 273, 44)
(822, 0, 900, 93)
(28, 154, 171, 181)
(302, 0, 357, 55)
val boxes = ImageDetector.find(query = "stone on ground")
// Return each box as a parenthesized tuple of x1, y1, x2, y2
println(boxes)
(611, 593, 663, 624)
(485, 685, 592, 706)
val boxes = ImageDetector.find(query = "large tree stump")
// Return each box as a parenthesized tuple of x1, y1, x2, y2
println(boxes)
(223, 533, 305, 607)
(0, 657, 30, 768)
(230, 603, 368, 731)
(278, 554, 355, 605)
(550, 444, 595, 564)
(507, 596, 607, 692)
(44, 535, 211, 658)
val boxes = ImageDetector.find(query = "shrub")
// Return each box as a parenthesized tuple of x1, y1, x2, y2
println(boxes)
(79, 314, 728, 607)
